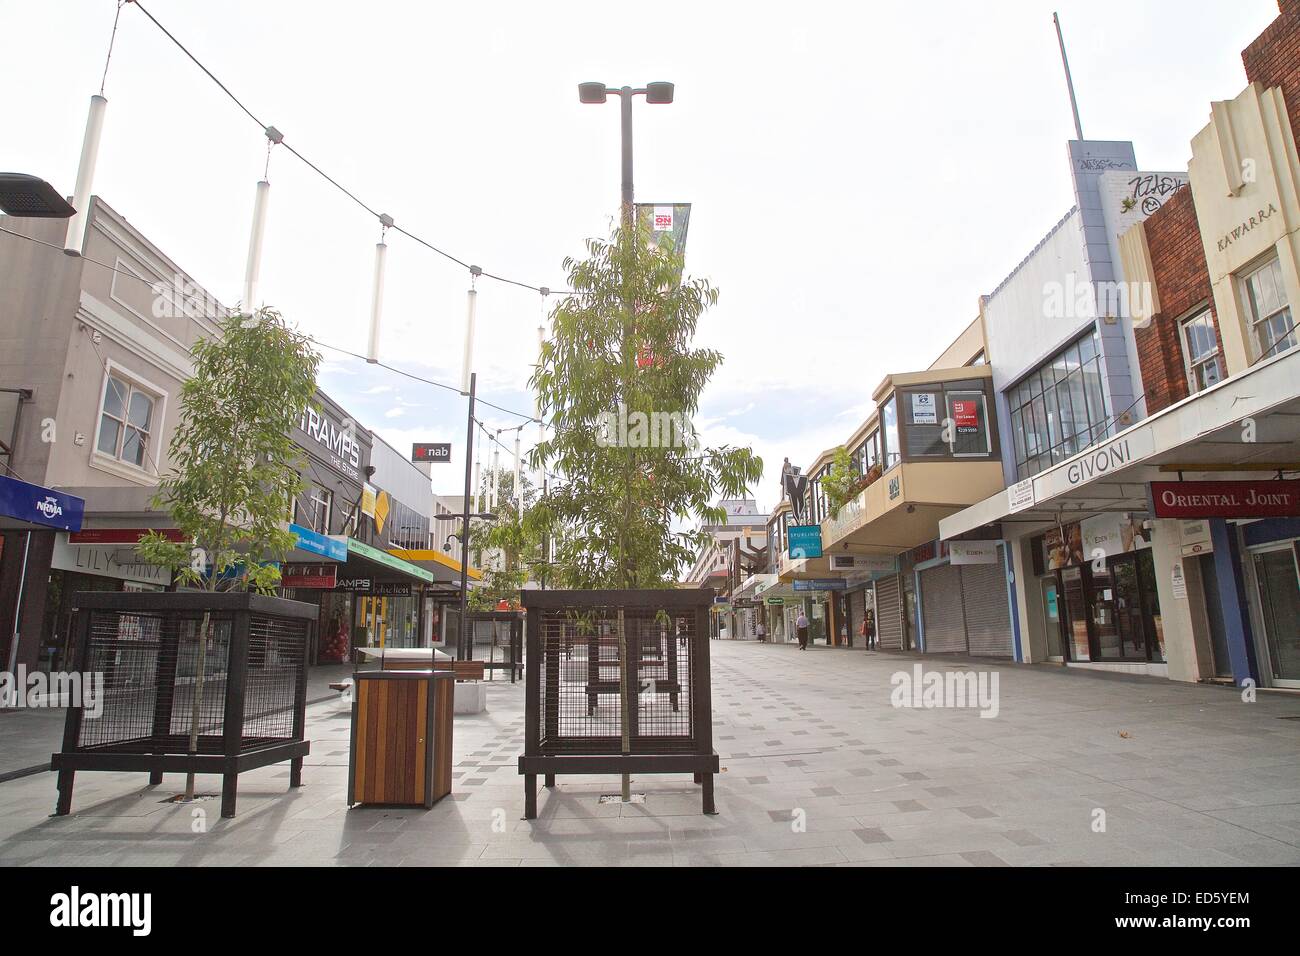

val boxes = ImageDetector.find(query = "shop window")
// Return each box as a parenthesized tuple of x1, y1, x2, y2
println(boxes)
(1241, 257, 1295, 361)
(899, 382, 993, 459)
(1180, 307, 1225, 393)
(95, 370, 159, 471)
(1008, 329, 1110, 481)
(295, 482, 333, 535)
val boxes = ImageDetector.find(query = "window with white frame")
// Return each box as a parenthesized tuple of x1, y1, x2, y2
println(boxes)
(1180, 307, 1225, 393)
(1242, 257, 1295, 361)
(295, 482, 333, 535)
(96, 373, 157, 469)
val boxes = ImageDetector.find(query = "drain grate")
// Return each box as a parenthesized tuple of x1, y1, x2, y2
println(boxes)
(599, 793, 646, 804)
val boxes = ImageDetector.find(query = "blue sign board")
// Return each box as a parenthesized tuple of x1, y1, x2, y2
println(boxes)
(793, 578, 847, 592)
(787, 524, 823, 559)
(290, 523, 348, 562)
(0, 474, 84, 531)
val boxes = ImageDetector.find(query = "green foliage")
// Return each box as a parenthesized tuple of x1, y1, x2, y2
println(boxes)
(822, 446, 857, 518)
(466, 469, 543, 610)
(529, 217, 763, 589)
(138, 308, 320, 592)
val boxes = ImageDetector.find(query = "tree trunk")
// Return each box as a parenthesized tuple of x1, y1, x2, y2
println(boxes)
(184, 609, 212, 800)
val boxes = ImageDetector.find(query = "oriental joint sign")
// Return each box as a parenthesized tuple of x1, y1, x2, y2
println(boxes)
(1151, 480, 1300, 519)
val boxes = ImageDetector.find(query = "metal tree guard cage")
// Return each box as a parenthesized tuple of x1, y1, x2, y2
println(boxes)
(519, 588, 718, 818)
(51, 591, 315, 819)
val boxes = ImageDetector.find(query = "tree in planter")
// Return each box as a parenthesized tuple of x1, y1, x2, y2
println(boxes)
(529, 216, 763, 589)
(138, 307, 320, 801)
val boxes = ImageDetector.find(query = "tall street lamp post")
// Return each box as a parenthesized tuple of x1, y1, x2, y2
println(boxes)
(577, 80, 674, 802)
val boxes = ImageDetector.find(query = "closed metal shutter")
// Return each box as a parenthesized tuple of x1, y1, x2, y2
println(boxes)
(848, 587, 865, 641)
(960, 546, 1013, 658)
(875, 576, 903, 650)
(921, 563, 967, 653)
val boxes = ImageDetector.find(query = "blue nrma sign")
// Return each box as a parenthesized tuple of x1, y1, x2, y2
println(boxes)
(0, 475, 85, 531)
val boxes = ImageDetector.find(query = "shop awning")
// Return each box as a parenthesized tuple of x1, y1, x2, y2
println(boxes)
(386, 548, 483, 585)
(330, 536, 435, 585)
(0, 474, 84, 532)
(940, 347, 1300, 540)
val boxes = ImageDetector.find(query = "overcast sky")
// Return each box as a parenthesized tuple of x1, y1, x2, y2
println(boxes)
(2, 0, 1283, 513)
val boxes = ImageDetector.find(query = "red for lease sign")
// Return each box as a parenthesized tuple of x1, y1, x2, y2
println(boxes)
(1150, 480, 1300, 519)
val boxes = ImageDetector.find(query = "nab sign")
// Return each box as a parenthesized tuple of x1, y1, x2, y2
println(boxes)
(412, 442, 452, 464)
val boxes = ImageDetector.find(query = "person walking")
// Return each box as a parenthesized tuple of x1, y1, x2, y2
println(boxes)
(756, 620, 766, 643)
(863, 608, 877, 651)
(795, 609, 809, 651)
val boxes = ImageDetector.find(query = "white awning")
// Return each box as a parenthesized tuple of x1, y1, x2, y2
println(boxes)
(940, 348, 1300, 540)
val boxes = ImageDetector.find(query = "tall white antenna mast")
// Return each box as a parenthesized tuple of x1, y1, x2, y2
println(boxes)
(1053, 12, 1085, 140)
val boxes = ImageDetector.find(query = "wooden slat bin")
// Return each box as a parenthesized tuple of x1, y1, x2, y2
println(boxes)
(347, 669, 454, 809)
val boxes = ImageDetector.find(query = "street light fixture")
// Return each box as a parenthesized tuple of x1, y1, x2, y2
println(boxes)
(0, 173, 76, 218)
(577, 81, 675, 216)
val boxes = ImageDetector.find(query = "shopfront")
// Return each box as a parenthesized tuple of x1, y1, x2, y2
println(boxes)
(1242, 521, 1300, 689)
(1030, 515, 1164, 665)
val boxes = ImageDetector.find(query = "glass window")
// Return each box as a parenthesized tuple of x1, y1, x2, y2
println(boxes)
(903, 390, 946, 457)
(946, 391, 990, 456)
(1009, 328, 1112, 480)
(1242, 258, 1295, 360)
(96, 374, 156, 470)
(1180, 308, 1225, 393)
(881, 397, 899, 469)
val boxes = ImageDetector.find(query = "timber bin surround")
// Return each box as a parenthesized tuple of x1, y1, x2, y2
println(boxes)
(51, 591, 315, 819)
(519, 588, 719, 818)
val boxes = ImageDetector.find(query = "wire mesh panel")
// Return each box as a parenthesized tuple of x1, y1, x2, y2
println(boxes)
(538, 606, 695, 753)
(53, 591, 316, 819)
(520, 589, 719, 817)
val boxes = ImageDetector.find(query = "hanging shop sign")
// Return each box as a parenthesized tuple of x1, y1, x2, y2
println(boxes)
(1180, 519, 1213, 556)
(910, 392, 938, 425)
(1034, 426, 1155, 502)
(793, 579, 848, 592)
(787, 524, 823, 559)
(333, 576, 374, 592)
(360, 483, 377, 518)
(829, 553, 898, 573)
(765, 597, 785, 605)
(1041, 514, 1148, 571)
(281, 564, 338, 589)
(950, 540, 999, 565)
(1150, 480, 1300, 519)
(290, 523, 348, 562)
(68, 528, 187, 544)
(0, 474, 84, 531)
(411, 442, 452, 464)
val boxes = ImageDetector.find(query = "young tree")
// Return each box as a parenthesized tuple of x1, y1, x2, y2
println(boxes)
(138, 306, 320, 800)
(529, 216, 763, 588)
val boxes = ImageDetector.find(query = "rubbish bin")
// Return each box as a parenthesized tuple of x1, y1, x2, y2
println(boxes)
(347, 668, 454, 808)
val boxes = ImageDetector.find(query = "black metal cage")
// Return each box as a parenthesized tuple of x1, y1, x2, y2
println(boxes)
(51, 591, 315, 818)
(519, 588, 718, 818)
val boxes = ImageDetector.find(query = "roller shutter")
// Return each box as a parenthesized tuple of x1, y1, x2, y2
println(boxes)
(875, 576, 903, 650)
(960, 546, 1013, 658)
(921, 563, 967, 653)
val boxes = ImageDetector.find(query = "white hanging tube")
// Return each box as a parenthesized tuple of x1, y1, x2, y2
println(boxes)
(242, 179, 270, 315)
(490, 440, 500, 511)
(461, 287, 478, 394)
(513, 433, 522, 508)
(366, 239, 388, 363)
(64, 95, 108, 256)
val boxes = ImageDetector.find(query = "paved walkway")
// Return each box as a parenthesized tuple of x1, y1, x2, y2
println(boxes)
(1, 644, 1298, 866)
